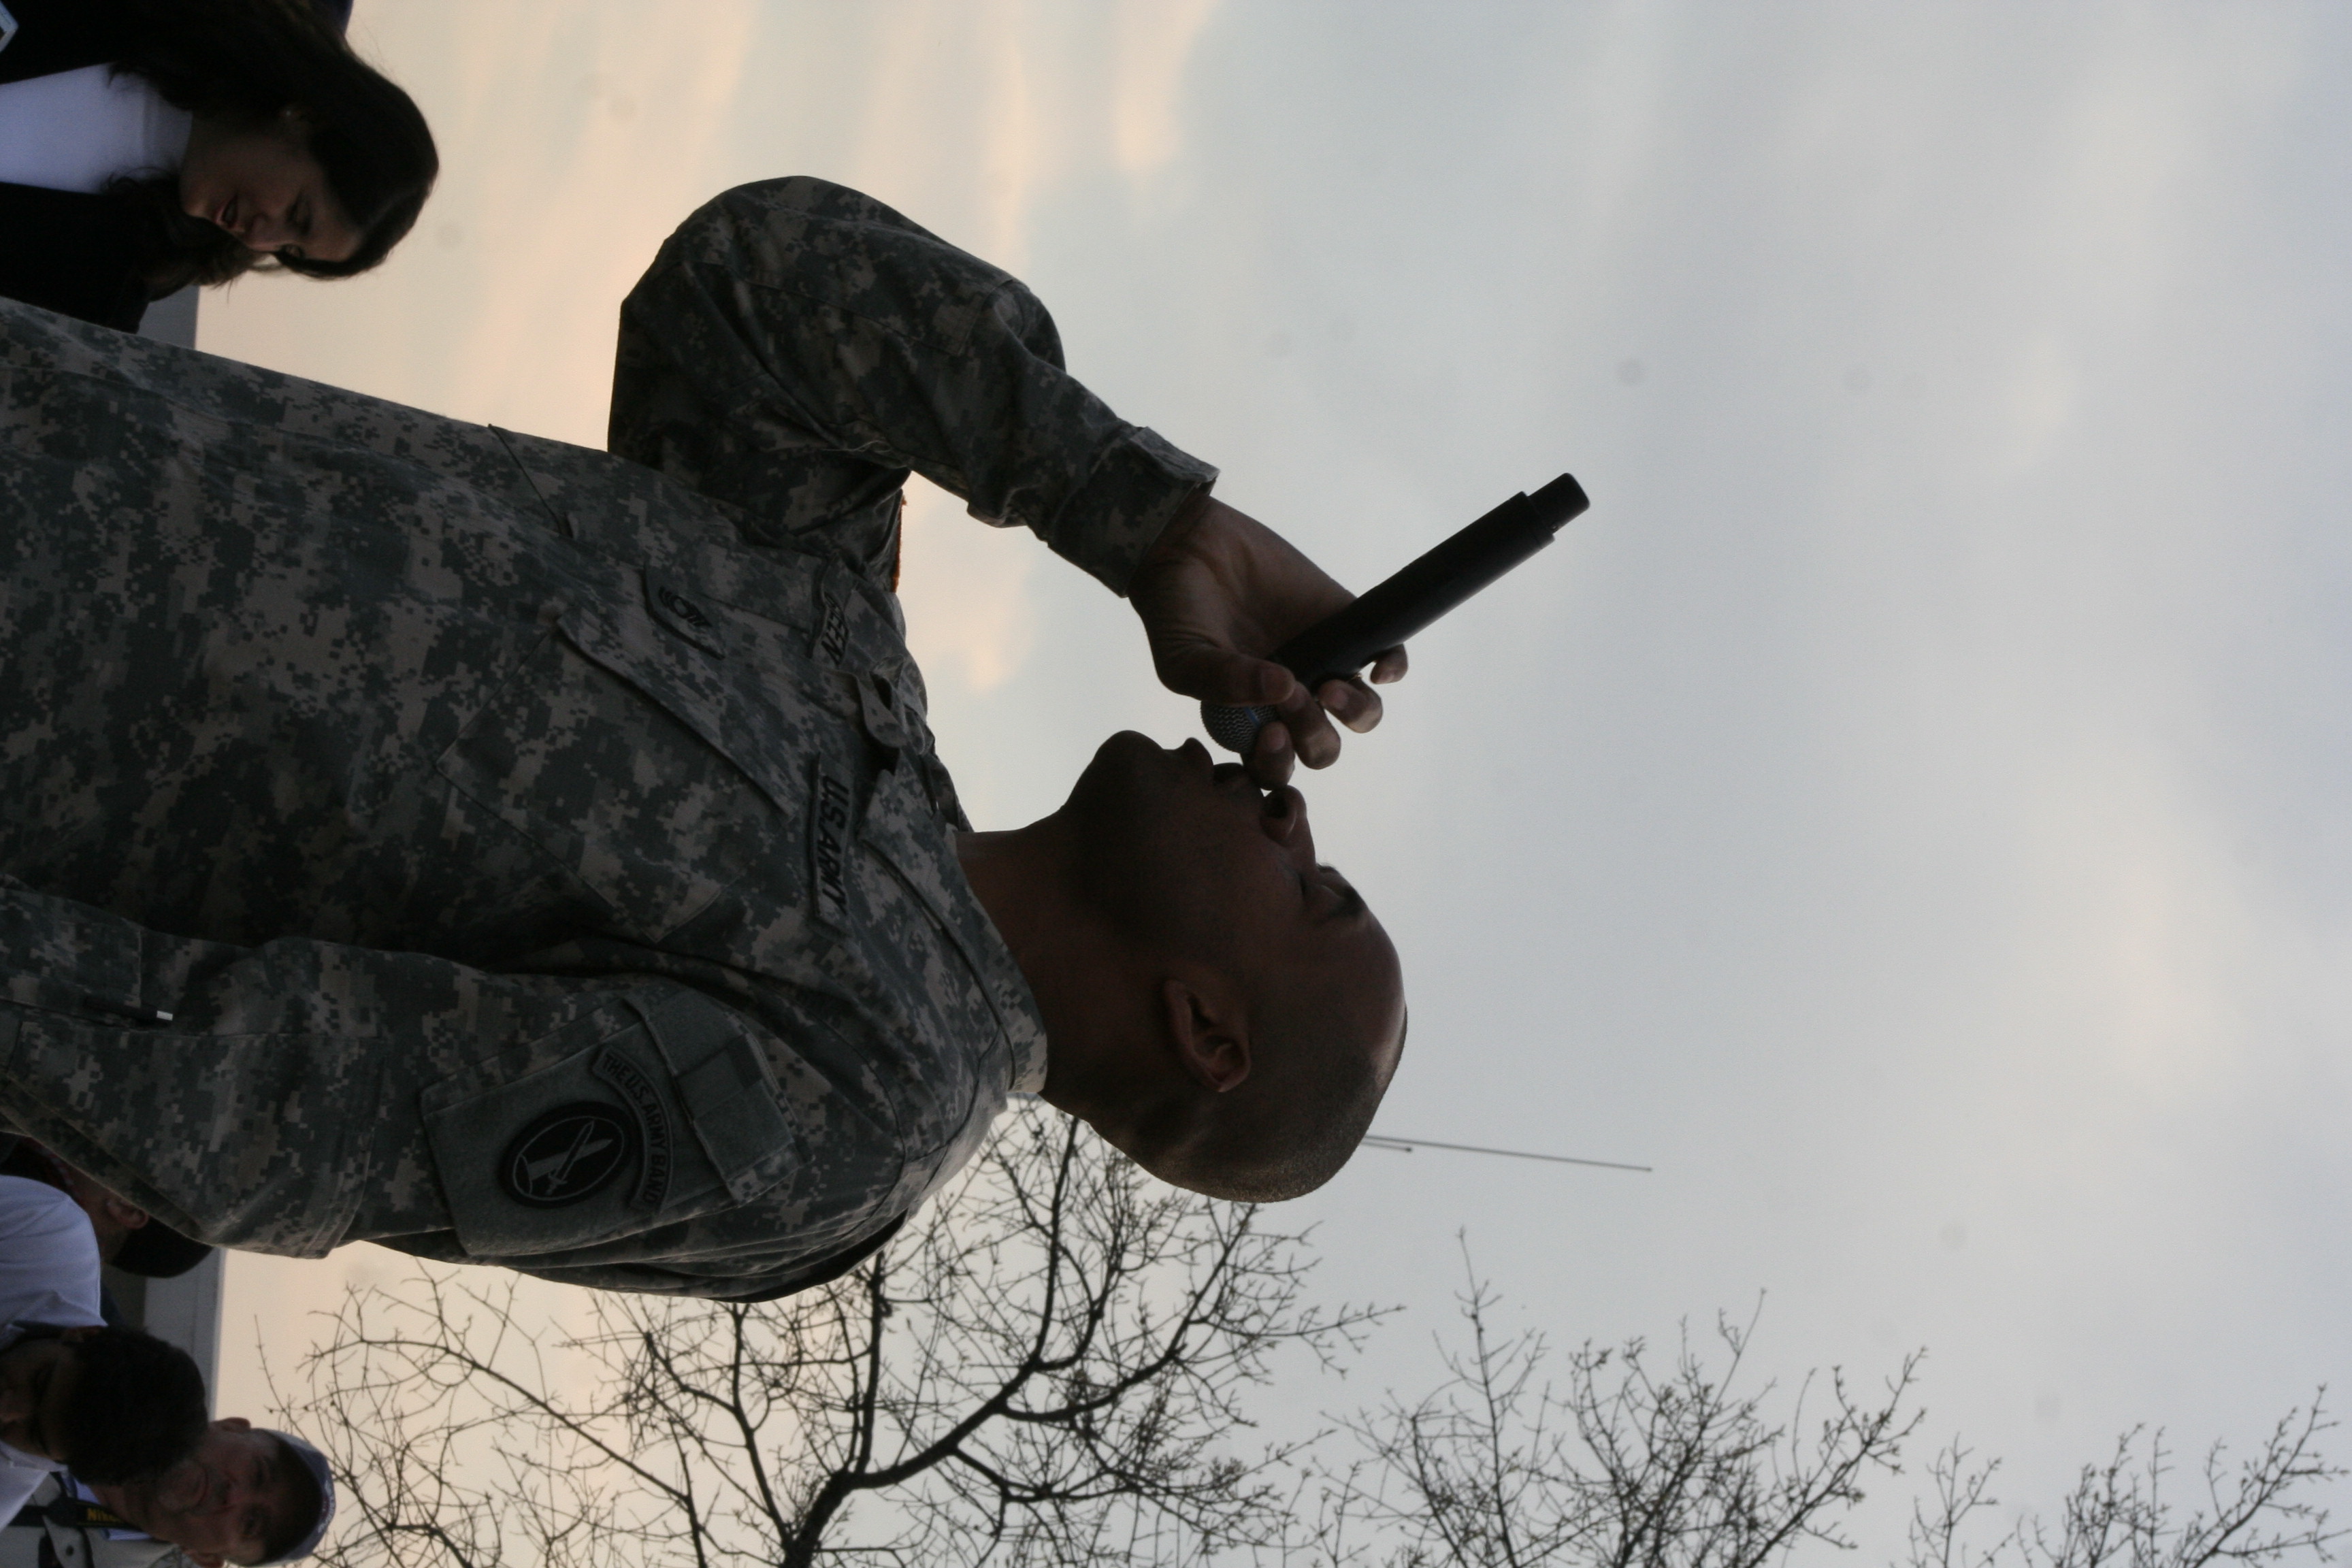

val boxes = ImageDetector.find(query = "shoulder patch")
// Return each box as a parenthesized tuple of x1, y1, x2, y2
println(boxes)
(499, 1102, 637, 1208)
(592, 1047, 675, 1209)
(815, 593, 851, 667)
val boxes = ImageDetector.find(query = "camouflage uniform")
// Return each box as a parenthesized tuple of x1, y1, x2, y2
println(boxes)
(0, 178, 1215, 1298)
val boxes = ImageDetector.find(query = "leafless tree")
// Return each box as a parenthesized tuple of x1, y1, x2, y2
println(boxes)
(1310, 1249, 1924, 1568)
(270, 1147, 2340, 1568)
(1310, 1246, 2338, 1568)
(269, 1102, 1384, 1568)
(1908, 1404, 2342, 1568)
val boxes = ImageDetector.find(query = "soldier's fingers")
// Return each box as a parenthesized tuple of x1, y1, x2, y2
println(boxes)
(1368, 646, 1408, 684)
(1169, 644, 1296, 708)
(1281, 687, 1345, 770)
(1247, 719, 1296, 787)
(1317, 676, 1384, 734)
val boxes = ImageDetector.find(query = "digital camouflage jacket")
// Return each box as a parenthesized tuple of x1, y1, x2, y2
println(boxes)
(0, 178, 1215, 1298)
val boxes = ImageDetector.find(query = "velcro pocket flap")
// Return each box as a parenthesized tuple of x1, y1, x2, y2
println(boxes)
(632, 990, 797, 1203)
(423, 998, 734, 1259)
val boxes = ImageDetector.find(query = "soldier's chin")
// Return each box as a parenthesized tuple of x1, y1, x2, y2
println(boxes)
(1061, 730, 1158, 811)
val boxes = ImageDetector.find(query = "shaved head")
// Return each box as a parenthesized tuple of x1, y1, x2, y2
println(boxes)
(962, 731, 1409, 1205)
(1058, 732, 1407, 1199)
(1161, 966, 1407, 1202)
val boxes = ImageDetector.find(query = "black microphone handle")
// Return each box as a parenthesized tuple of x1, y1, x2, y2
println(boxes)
(1200, 472, 1588, 753)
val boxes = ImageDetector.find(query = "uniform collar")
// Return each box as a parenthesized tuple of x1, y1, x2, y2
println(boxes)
(1005, 990, 1049, 1094)
(858, 762, 1049, 1095)
(0, 1321, 64, 1474)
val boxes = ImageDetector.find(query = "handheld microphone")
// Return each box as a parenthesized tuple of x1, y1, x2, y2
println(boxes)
(1200, 472, 1590, 753)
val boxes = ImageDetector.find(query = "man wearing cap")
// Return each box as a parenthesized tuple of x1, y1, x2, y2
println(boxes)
(0, 1141, 212, 1285)
(61, 1422, 335, 1568)
(5, 1424, 329, 1568)
(0, 1164, 331, 1568)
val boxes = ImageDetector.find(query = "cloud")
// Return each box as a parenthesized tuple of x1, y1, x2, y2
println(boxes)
(1112, 0, 1222, 177)
(205, 0, 766, 444)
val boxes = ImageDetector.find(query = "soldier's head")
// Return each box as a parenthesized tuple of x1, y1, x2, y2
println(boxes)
(972, 732, 1407, 1200)
(0, 1324, 208, 1483)
(91, 1419, 336, 1566)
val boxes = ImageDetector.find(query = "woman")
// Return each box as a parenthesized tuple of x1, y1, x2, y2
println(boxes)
(0, 0, 437, 332)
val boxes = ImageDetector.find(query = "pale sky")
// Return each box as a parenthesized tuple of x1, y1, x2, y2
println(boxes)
(202, 1, 2351, 1551)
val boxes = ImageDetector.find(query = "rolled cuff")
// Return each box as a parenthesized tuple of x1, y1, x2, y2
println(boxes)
(1034, 426, 1218, 597)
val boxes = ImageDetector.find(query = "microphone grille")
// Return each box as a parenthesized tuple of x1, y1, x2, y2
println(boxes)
(1200, 702, 1275, 754)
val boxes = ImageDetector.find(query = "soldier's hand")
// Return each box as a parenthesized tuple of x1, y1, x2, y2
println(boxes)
(1128, 491, 1407, 787)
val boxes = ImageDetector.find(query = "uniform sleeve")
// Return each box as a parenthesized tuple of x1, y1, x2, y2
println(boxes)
(0, 885, 815, 1277)
(608, 176, 1218, 598)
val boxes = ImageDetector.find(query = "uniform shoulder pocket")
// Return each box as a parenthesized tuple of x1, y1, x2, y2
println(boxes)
(419, 989, 796, 1260)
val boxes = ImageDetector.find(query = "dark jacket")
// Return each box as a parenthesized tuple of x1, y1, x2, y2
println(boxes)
(0, 0, 155, 332)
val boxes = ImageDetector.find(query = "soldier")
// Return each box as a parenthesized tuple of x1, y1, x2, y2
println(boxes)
(0, 178, 1408, 1300)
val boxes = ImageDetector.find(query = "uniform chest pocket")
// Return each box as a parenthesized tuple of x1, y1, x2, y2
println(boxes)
(436, 578, 836, 942)
(420, 989, 798, 1259)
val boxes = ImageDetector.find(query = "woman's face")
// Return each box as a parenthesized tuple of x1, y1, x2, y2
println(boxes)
(180, 110, 363, 264)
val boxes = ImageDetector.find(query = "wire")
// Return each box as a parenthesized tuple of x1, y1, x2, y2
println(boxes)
(1359, 1134, 1651, 1173)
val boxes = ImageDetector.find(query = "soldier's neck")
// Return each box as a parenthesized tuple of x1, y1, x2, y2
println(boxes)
(955, 828, 1175, 1152)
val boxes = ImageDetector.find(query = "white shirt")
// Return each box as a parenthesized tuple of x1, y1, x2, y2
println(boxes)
(0, 1176, 103, 1526)
(0, 65, 191, 195)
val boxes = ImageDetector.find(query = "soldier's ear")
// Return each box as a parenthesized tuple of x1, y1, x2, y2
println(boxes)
(1160, 978, 1250, 1094)
(100, 1195, 149, 1231)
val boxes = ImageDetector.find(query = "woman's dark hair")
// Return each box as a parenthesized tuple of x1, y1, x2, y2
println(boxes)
(9, 1326, 210, 1484)
(103, 0, 438, 297)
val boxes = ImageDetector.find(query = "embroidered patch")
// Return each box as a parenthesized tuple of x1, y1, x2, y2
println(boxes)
(592, 1047, 675, 1209)
(809, 761, 853, 926)
(657, 585, 711, 631)
(499, 1102, 637, 1208)
(644, 570, 726, 656)
(815, 593, 851, 666)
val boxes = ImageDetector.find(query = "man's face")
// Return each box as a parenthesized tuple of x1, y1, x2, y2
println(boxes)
(0, 1333, 84, 1463)
(1060, 733, 1403, 1044)
(95, 1420, 305, 1567)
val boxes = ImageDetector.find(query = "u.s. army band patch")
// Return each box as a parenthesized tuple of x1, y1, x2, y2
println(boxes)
(592, 1046, 675, 1209)
(500, 1102, 638, 1208)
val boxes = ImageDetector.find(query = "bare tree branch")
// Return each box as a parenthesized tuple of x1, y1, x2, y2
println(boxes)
(1316, 1245, 1925, 1568)
(272, 1102, 1386, 1568)
(1909, 1401, 2342, 1568)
